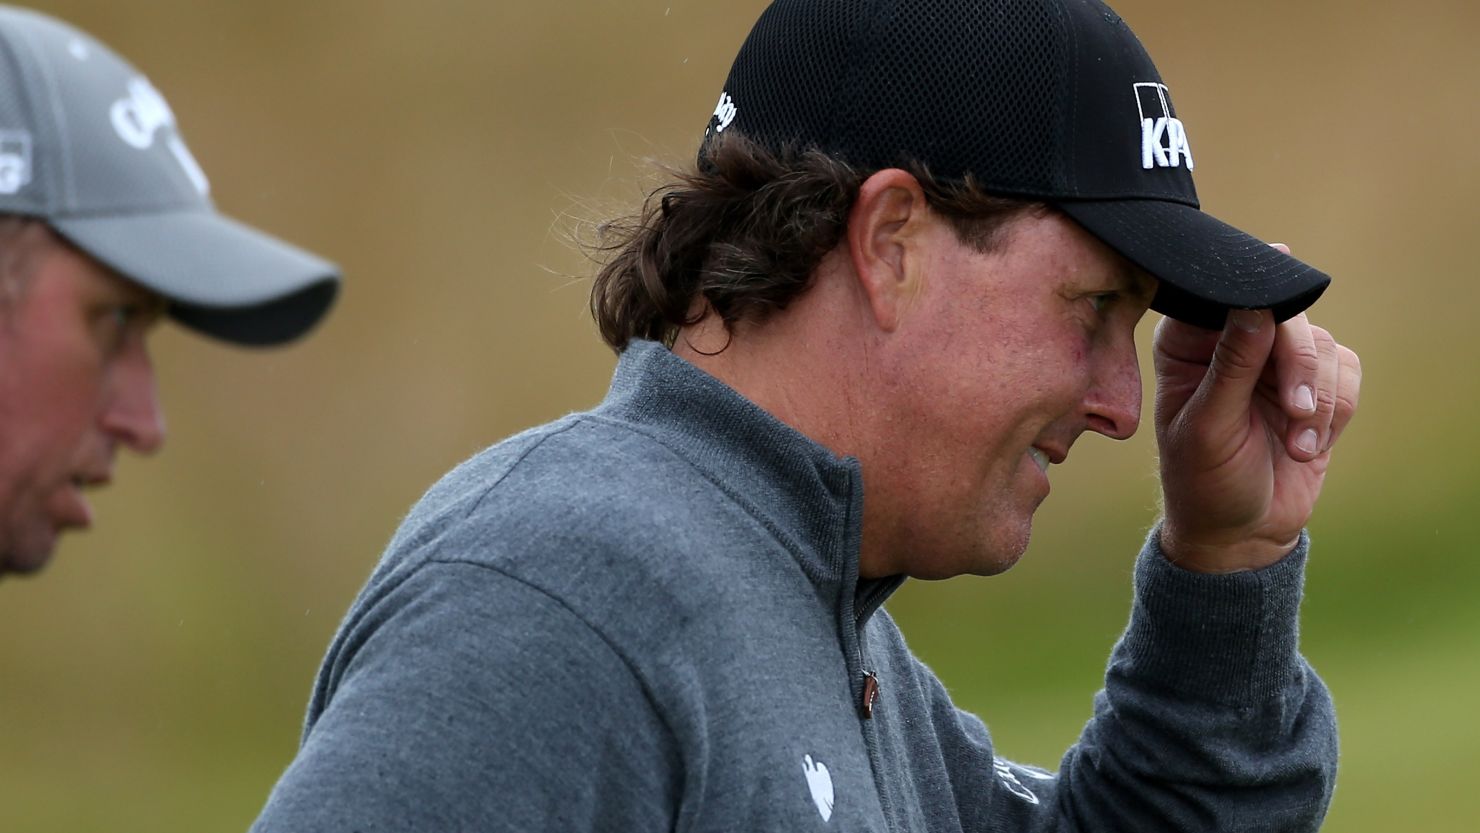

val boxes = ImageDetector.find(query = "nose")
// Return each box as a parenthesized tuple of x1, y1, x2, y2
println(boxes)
(101, 341, 167, 454)
(1083, 339, 1142, 441)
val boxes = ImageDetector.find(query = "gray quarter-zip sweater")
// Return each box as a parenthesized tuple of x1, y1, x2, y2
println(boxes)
(252, 340, 1337, 832)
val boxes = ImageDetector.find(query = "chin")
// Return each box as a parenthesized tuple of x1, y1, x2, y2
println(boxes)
(0, 536, 59, 577)
(968, 521, 1033, 577)
(0, 554, 51, 577)
(908, 528, 1031, 580)
(967, 549, 1027, 578)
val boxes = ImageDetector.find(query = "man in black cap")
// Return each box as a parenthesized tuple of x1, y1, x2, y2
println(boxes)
(0, 6, 338, 578)
(253, 1, 1358, 830)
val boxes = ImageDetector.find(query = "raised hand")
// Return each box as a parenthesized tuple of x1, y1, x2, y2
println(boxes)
(1152, 289, 1361, 573)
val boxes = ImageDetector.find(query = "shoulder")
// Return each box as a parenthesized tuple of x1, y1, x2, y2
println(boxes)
(347, 411, 781, 648)
(393, 412, 730, 566)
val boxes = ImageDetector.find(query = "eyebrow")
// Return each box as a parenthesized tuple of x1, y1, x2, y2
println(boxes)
(1115, 261, 1158, 303)
(116, 285, 170, 321)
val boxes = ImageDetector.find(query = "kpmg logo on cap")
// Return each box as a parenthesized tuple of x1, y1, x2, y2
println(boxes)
(0, 131, 33, 195)
(109, 77, 211, 196)
(1134, 83, 1194, 172)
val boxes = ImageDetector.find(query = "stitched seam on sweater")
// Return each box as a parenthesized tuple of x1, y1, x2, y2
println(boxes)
(578, 413, 828, 578)
(460, 418, 583, 522)
(422, 556, 687, 771)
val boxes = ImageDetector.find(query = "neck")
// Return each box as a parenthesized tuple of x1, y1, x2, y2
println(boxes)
(670, 261, 903, 578)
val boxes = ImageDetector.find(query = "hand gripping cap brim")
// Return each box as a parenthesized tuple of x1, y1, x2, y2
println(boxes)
(1058, 198, 1330, 330)
(51, 210, 339, 346)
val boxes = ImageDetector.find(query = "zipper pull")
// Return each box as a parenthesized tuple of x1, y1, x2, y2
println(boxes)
(861, 671, 880, 719)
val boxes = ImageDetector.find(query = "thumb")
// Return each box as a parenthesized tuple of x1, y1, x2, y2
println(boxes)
(1194, 308, 1277, 419)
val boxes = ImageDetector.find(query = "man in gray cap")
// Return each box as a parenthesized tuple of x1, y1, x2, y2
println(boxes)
(0, 5, 338, 578)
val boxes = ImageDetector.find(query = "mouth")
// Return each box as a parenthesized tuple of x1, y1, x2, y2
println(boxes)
(56, 471, 111, 530)
(73, 464, 112, 487)
(1027, 447, 1050, 473)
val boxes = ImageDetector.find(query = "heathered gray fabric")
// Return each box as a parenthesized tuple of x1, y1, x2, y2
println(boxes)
(252, 340, 1337, 832)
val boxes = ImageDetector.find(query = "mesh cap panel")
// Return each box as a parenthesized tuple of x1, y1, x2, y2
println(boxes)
(697, 0, 1331, 327)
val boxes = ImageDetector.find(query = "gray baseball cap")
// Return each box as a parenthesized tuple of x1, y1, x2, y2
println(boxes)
(0, 5, 338, 345)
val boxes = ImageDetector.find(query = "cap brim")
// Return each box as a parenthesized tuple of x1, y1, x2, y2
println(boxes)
(1057, 199, 1329, 330)
(50, 209, 340, 346)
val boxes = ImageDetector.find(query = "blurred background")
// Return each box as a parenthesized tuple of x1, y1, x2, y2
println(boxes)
(0, 1, 1473, 830)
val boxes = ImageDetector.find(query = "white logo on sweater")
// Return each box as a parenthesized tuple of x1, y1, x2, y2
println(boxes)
(993, 758, 1053, 804)
(1134, 82, 1194, 171)
(802, 754, 834, 821)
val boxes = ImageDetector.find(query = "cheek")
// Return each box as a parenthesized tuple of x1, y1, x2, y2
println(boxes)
(1015, 334, 1097, 408)
(3, 361, 107, 453)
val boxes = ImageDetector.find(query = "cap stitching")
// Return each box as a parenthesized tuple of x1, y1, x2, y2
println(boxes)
(0, 17, 49, 213)
(829, 0, 885, 162)
(12, 19, 75, 211)
(1056, 0, 1080, 198)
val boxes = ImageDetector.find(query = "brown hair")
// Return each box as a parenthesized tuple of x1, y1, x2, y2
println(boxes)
(588, 132, 1039, 351)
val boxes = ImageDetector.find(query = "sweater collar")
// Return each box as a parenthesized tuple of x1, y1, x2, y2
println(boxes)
(596, 340, 901, 611)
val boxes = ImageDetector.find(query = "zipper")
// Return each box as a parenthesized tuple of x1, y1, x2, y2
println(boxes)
(831, 460, 900, 826)
(853, 575, 901, 721)
(849, 611, 893, 827)
(861, 671, 880, 719)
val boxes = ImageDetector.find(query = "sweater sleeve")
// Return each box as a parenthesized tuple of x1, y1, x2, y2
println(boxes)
(249, 560, 681, 833)
(916, 529, 1337, 832)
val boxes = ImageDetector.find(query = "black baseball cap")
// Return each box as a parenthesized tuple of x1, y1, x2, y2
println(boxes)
(700, 0, 1328, 329)
(0, 5, 338, 345)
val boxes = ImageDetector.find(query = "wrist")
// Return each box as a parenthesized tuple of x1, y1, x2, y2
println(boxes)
(1156, 521, 1300, 573)
(1124, 529, 1311, 704)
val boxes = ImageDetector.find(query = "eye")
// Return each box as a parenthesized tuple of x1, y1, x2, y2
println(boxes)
(91, 303, 147, 353)
(108, 304, 152, 339)
(1088, 292, 1118, 313)
(110, 304, 138, 328)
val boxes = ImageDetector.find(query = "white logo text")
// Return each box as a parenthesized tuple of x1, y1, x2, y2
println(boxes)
(1133, 82, 1194, 171)
(712, 91, 738, 133)
(0, 131, 32, 195)
(110, 77, 210, 195)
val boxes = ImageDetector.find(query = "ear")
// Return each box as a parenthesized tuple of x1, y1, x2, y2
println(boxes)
(845, 169, 932, 333)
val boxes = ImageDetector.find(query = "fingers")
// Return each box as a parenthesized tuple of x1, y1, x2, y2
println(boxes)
(1310, 328, 1340, 449)
(1153, 316, 1222, 366)
(1270, 313, 1357, 460)
(1262, 243, 1355, 460)
(1327, 344, 1362, 449)
(1198, 308, 1278, 415)
(1270, 313, 1325, 459)
(1152, 259, 1361, 465)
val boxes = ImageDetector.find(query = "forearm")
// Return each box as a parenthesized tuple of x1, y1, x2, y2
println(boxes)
(1062, 528, 1337, 831)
